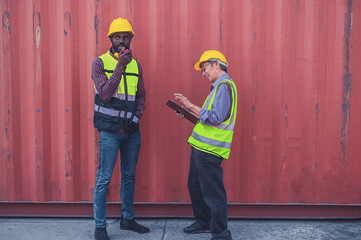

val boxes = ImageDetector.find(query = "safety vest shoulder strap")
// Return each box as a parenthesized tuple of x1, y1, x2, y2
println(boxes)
(203, 78, 236, 110)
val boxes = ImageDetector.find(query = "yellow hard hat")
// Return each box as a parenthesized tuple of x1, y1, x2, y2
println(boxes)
(194, 50, 228, 70)
(107, 17, 135, 37)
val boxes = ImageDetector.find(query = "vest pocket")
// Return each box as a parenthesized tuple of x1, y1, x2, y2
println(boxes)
(93, 113, 123, 132)
(123, 113, 139, 133)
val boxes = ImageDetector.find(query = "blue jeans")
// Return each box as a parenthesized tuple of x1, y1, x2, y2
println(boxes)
(93, 130, 141, 228)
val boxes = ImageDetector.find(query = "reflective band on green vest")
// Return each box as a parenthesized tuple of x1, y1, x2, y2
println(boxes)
(94, 104, 133, 118)
(187, 79, 237, 159)
(216, 123, 235, 131)
(190, 131, 232, 149)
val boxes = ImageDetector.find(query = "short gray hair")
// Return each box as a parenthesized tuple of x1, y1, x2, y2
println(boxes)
(209, 58, 228, 72)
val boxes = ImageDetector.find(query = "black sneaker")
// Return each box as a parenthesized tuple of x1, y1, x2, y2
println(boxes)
(120, 218, 150, 234)
(94, 227, 110, 240)
(183, 220, 210, 234)
(210, 229, 232, 240)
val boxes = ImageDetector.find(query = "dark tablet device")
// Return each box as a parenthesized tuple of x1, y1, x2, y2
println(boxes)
(166, 100, 199, 124)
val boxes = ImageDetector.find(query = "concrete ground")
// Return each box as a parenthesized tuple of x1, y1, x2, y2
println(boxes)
(0, 218, 361, 240)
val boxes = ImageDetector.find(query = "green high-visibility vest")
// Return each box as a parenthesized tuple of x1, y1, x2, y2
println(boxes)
(98, 50, 139, 97)
(187, 79, 237, 159)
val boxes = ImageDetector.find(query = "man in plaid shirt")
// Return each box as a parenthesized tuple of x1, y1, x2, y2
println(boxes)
(91, 17, 148, 240)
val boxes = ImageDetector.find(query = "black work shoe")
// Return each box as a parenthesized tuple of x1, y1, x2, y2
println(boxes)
(210, 229, 232, 240)
(94, 227, 110, 240)
(183, 220, 210, 234)
(120, 218, 150, 234)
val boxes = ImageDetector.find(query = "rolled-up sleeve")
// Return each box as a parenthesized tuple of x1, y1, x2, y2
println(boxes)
(91, 58, 122, 102)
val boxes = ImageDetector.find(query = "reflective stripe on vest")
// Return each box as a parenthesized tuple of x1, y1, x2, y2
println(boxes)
(187, 79, 237, 159)
(191, 131, 232, 149)
(94, 104, 133, 118)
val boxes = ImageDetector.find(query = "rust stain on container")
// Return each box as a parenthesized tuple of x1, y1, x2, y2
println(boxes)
(341, 0, 353, 163)
(1, 0, 361, 217)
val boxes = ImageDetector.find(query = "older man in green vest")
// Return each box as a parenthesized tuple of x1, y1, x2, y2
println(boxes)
(174, 50, 237, 240)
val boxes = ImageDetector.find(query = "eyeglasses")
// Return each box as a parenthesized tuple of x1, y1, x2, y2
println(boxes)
(201, 62, 214, 72)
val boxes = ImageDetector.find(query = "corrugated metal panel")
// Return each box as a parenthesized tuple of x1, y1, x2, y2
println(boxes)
(1, 0, 361, 216)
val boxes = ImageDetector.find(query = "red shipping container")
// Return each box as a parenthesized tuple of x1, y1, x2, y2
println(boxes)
(0, 0, 361, 218)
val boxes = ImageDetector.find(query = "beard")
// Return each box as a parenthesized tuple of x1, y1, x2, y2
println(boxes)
(112, 43, 128, 53)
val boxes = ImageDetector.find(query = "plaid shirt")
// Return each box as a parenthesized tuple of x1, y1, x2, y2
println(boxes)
(91, 57, 146, 112)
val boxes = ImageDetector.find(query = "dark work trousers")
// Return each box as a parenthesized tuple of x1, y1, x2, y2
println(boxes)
(188, 147, 229, 236)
